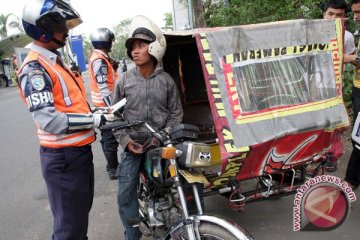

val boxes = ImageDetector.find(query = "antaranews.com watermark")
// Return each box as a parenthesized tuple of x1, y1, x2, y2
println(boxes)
(293, 175, 356, 231)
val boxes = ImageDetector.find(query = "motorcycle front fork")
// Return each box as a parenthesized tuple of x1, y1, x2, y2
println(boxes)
(173, 166, 204, 239)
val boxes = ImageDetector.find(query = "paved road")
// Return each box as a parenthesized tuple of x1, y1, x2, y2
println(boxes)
(0, 80, 359, 240)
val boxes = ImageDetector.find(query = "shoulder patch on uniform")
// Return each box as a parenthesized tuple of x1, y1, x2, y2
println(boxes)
(31, 75, 46, 91)
(102, 66, 108, 74)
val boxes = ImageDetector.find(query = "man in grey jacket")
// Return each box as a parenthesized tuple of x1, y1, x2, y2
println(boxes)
(111, 17, 183, 240)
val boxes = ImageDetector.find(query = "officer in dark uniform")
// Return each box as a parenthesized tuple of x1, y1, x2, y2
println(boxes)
(18, 0, 113, 239)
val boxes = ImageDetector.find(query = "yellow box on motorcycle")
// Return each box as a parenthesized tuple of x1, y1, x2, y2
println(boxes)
(209, 143, 222, 165)
(176, 142, 211, 167)
(169, 124, 212, 168)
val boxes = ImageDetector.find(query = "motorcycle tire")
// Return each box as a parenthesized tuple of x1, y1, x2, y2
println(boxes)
(168, 222, 240, 240)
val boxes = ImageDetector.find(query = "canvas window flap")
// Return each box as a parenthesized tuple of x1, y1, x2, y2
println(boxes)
(203, 19, 348, 148)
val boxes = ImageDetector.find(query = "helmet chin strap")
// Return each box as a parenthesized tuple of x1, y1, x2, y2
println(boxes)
(52, 37, 66, 47)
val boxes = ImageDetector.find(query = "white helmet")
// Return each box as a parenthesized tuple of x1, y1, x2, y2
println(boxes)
(125, 15, 166, 63)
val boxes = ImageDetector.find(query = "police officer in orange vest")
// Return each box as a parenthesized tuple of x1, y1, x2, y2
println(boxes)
(89, 28, 119, 180)
(18, 0, 113, 239)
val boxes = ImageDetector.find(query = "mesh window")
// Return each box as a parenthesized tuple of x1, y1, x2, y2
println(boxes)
(231, 52, 337, 113)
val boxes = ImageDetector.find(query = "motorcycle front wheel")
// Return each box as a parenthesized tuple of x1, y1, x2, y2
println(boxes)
(168, 222, 240, 240)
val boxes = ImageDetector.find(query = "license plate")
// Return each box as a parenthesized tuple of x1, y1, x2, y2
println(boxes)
(179, 170, 209, 186)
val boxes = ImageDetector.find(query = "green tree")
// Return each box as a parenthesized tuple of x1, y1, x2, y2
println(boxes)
(163, 13, 173, 31)
(202, 0, 325, 27)
(111, 19, 132, 61)
(188, 0, 359, 32)
(82, 19, 132, 64)
(82, 35, 93, 64)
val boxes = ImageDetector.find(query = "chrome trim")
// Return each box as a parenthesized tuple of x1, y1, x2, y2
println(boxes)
(165, 214, 254, 240)
(290, 168, 296, 189)
(186, 141, 195, 166)
(192, 184, 203, 215)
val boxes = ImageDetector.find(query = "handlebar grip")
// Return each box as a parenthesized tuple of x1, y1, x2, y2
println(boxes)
(99, 120, 144, 131)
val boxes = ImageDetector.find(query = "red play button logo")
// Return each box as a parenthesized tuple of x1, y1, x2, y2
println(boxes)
(302, 184, 349, 230)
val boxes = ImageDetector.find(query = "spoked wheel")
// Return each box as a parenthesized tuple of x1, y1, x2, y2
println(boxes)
(169, 222, 240, 240)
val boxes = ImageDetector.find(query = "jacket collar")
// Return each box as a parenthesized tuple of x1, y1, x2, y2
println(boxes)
(133, 65, 164, 79)
(31, 43, 60, 66)
(93, 49, 109, 58)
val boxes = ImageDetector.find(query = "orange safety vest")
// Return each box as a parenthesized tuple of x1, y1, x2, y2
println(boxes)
(18, 50, 96, 148)
(89, 50, 118, 107)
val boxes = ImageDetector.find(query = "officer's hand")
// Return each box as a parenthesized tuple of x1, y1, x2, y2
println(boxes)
(92, 106, 111, 114)
(103, 113, 115, 122)
(127, 140, 144, 154)
(93, 113, 115, 128)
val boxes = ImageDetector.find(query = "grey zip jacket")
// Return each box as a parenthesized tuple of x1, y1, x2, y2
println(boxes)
(111, 66, 183, 149)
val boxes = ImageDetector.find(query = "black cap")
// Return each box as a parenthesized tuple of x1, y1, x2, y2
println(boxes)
(125, 27, 156, 50)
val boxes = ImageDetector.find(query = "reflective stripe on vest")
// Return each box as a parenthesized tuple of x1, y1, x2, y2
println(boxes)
(89, 50, 118, 107)
(19, 50, 95, 148)
(90, 91, 104, 104)
(38, 129, 95, 148)
(38, 55, 72, 106)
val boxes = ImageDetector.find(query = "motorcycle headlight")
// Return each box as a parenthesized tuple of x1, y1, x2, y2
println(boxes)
(176, 142, 211, 167)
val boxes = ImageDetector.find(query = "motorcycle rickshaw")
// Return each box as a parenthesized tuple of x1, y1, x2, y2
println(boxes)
(103, 17, 349, 239)
(160, 18, 349, 207)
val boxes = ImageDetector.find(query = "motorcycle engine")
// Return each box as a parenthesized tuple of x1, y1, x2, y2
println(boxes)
(164, 207, 182, 227)
(140, 193, 177, 227)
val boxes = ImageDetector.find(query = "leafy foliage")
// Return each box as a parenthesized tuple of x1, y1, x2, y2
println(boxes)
(203, 0, 325, 27)
(82, 35, 93, 64)
(163, 13, 173, 31)
(111, 18, 132, 61)
(82, 19, 132, 63)
(344, 61, 355, 119)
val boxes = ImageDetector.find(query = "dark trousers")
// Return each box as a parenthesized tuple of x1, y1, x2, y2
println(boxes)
(345, 143, 360, 187)
(351, 93, 360, 122)
(346, 91, 360, 187)
(40, 145, 94, 240)
(117, 151, 143, 240)
(100, 128, 119, 170)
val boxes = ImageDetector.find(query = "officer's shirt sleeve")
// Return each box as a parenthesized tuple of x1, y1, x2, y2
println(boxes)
(92, 59, 111, 105)
(18, 62, 69, 134)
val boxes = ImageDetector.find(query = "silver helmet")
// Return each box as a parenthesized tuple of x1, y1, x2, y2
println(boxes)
(90, 28, 115, 50)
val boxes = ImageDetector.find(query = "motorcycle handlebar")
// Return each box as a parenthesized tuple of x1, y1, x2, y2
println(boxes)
(100, 120, 172, 146)
(99, 120, 144, 131)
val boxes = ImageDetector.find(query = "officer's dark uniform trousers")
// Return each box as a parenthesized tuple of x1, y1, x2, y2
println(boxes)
(18, 46, 96, 240)
(40, 145, 94, 240)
